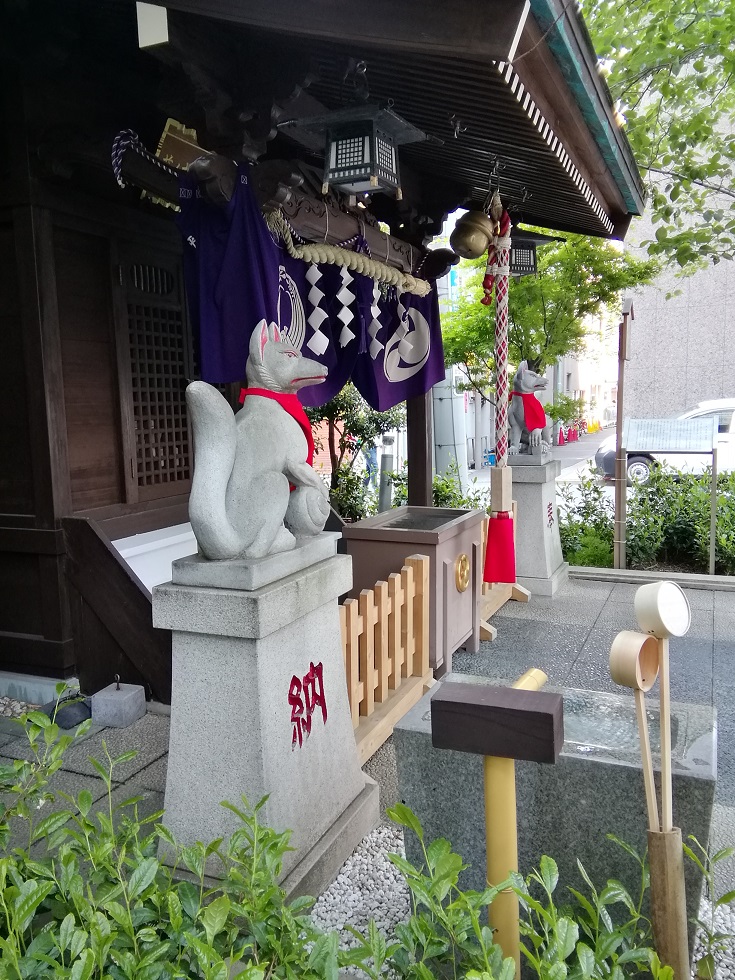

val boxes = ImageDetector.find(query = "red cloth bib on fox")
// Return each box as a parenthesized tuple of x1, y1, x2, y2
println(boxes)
(238, 387, 315, 466)
(510, 391, 547, 431)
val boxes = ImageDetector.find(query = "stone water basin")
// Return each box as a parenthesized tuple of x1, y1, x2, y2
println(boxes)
(397, 675, 717, 951)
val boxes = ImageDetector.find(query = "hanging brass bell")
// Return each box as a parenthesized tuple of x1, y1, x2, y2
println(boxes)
(450, 210, 496, 259)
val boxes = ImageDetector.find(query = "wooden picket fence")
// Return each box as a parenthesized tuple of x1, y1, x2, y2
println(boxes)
(340, 554, 434, 763)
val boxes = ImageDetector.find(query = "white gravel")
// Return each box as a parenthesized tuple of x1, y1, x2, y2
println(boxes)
(311, 825, 735, 979)
(310, 824, 411, 944)
(0, 696, 38, 717)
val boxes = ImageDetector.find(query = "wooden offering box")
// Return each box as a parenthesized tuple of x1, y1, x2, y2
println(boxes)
(342, 507, 486, 675)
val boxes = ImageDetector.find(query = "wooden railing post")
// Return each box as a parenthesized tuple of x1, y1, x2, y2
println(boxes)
(406, 555, 430, 678)
(374, 580, 390, 703)
(387, 571, 404, 690)
(343, 598, 361, 728)
(400, 564, 415, 679)
(358, 589, 377, 716)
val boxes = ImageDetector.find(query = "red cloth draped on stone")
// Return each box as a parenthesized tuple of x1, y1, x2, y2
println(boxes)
(510, 391, 547, 432)
(483, 512, 516, 583)
(239, 387, 315, 466)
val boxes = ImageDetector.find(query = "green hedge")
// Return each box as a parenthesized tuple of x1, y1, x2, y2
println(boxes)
(559, 466, 735, 574)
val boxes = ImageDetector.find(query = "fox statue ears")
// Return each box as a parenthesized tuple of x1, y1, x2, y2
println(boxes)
(250, 319, 282, 365)
(515, 360, 528, 380)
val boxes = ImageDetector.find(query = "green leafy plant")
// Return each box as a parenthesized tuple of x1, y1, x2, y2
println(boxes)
(390, 461, 491, 512)
(559, 464, 735, 574)
(558, 470, 614, 568)
(545, 395, 585, 427)
(626, 466, 735, 574)
(329, 463, 377, 522)
(683, 835, 735, 979)
(586, 0, 735, 270)
(305, 384, 405, 492)
(0, 705, 343, 980)
(513, 836, 659, 980)
(363, 803, 516, 980)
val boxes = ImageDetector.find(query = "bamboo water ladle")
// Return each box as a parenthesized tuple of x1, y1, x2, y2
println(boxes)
(609, 582, 692, 980)
(609, 630, 661, 831)
(633, 581, 692, 833)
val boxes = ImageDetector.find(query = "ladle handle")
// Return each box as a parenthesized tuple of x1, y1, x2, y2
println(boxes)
(635, 688, 659, 833)
(659, 638, 673, 832)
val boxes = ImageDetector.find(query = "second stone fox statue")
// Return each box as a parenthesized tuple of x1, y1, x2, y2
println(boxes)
(186, 320, 331, 560)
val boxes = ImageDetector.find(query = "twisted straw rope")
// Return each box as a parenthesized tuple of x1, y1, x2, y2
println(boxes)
(266, 211, 431, 297)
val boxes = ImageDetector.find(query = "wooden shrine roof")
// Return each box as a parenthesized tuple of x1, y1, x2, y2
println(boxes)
(156, 0, 645, 239)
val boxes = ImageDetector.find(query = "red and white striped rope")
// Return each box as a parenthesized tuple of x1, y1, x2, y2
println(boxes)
(494, 233, 511, 467)
(481, 204, 512, 469)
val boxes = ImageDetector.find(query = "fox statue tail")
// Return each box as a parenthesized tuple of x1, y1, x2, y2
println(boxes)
(186, 381, 245, 560)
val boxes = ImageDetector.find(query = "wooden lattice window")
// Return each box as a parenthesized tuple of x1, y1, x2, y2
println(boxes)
(117, 246, 193, 503)
(128, 303, 190, 489)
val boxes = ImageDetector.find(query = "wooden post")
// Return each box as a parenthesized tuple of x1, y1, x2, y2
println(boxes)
(387, 571, 404, 689)
(358, 590, 376, 716)
(710, 447, 718, 575)
(648, 829, 689, 980)
(343, 598, 360, 727)
(614, 302, 633, 569)
(407, 392, 433, 506)
(431, 675, 564, 979)
(374, 580, 390, 703)
(406, 554, 430, 678)
(400, 564, 415, 678)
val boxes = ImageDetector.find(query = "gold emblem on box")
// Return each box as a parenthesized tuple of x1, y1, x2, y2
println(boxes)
(455, 553, 470, 592)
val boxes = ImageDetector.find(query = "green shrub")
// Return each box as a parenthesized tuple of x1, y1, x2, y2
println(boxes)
(558, 471, 614, 568)
(559, 465, 735, 574)
(390, 461, 491, 511)
(627, 466, 735, 574)
(329, 464, 377, 522)
(0, 699, 333, 980)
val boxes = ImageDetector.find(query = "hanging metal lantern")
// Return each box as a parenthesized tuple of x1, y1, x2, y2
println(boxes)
(510, 228, 564, 277)
(510, 239, 537, 276)
(284, 104, 426, 199)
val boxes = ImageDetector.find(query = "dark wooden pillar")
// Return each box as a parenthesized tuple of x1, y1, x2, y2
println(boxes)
(406, 391, 433, 507)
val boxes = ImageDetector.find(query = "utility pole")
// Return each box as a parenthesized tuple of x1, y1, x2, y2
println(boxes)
(613, 299, 634, 570)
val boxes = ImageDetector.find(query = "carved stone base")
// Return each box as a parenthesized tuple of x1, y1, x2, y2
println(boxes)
(508, 459, 568, 596)
(171, 531, 340, 591)
(152, 553, 376, 882)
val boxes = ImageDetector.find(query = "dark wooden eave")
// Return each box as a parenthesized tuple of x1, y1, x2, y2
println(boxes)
(154, 0, 644, 239)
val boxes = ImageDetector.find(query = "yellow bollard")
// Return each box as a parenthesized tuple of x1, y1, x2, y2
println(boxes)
(485, 667, 548, 978)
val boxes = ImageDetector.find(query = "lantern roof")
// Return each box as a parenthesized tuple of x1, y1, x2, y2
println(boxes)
(283, 103, 427, 146)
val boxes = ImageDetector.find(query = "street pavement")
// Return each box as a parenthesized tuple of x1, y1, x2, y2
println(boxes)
(471, 428, 611, 488)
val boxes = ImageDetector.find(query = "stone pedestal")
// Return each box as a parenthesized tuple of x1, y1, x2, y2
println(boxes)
(509, 458, 568, 596)
(152, 535, 378, 896)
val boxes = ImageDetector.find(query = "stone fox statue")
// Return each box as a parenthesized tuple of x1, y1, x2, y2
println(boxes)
(186, 320, 330, 560)
(508, 360, 552, 454)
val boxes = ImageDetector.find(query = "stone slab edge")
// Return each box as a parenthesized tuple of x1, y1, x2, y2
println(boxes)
(172, 532, 340, 591)
(153, 554, 353, 639)
(570, 566, 735, 592)
(280, 776, 380, 900)
(517, 561, 569, 596)
(507, 459, 561, 482)
(508, 454, 551, 466)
